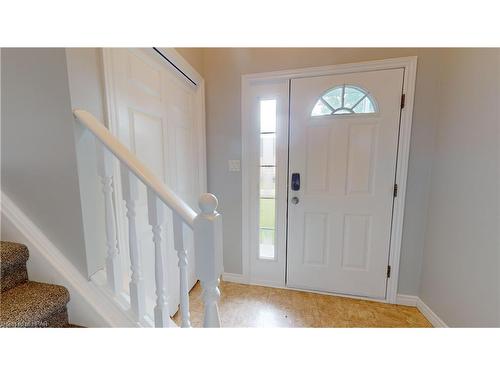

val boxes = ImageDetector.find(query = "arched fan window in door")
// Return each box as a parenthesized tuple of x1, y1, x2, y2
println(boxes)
(311, 84, 378, 117)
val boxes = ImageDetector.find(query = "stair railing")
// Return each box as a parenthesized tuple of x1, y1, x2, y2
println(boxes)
(74, 109, 223, 328)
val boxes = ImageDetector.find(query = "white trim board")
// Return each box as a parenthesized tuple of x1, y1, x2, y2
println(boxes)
(396, 294, 448, 327)
(222, 272, 247, 284)
(241, 56, 418, 304)
(416, 298, 448, 328)
(1, 192, 140, 327)
(395, 294, 418, 306)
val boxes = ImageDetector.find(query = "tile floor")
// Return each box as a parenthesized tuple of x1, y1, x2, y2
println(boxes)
(173, 281, 432, 328)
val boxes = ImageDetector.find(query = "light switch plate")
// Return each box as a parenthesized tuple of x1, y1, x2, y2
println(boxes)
(228, 159, 241, 172)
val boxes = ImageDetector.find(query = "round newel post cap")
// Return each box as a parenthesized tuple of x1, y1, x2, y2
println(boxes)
(198, 193, 218, 214)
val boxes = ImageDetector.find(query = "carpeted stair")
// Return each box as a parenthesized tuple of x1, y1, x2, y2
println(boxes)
(0, 241, 79, 328)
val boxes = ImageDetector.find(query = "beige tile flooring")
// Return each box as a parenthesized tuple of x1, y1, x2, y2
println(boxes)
(173, 281, 432, 328)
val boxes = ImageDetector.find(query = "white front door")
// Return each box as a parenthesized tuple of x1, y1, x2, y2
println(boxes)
(287, 69, 404, 299)
(105, 48, 204, 318)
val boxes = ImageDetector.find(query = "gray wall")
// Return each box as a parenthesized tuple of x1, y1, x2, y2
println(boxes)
(1, 48, 88, 275)
(65, 48, 107, 276)
(418, 49, 499, 327)
(201, 48, 442, 295)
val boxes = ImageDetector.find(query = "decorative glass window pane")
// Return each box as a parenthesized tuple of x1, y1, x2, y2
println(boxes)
(259, 228, 275, 260)
(260, 99, 277, 132)
(259, 198, 275, 229)
(259, 197, 275, 259)
(260, 133, 276, 166)
(311, 84, 377, 117)
(344, 86, 367, 108)
(322, 86, 343, 108)
(311, 100, 332, 116)
(353, 96, 376, 113)
(259, 99, 277, 260)
(260, 166, 275, 198)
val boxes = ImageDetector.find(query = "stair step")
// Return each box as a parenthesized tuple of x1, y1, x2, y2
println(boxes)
(0, 281, 70, 327)
(1, 263, 28, 292)
(0, 241, 29, 270)
(1, 241, 29, 292)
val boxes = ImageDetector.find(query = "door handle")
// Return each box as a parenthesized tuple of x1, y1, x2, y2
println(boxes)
(291, 173, 300, 191)
(291, 196, 299, 204)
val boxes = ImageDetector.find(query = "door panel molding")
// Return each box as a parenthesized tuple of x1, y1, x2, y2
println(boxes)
(241, 56, 418, 304)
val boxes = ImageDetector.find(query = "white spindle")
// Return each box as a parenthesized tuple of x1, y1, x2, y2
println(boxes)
(120, 166, 146, 322)
(147, 189, 170, 327)
(173, 212, 191, 328)
(97, 142, 121, 294)
(194, 193, 223, 328)
(75, 110, 226, 328)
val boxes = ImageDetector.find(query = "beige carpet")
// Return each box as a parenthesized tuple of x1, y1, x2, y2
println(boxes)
(0, 241, 77, 328)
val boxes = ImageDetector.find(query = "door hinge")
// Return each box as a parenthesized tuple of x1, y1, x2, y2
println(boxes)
(387, 265, 391, 278)
(393, 183, 398, 197)
(400, 93, 406, 109)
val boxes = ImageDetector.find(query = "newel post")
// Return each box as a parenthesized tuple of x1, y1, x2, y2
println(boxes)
(194, 193, 223, 328)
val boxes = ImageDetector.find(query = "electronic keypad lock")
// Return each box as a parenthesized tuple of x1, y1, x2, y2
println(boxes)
(291, 173, 300, 191)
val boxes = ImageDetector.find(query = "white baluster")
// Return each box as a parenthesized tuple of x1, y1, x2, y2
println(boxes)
(97, 142, 121, 294)
(173, 212, 191, 328)
(147, 189, 170, 327)
(194, 193, 223, 328)
(120, 166, 146, 322)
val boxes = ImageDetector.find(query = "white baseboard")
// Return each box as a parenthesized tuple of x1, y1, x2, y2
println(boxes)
(396, 294, 418, 306)
(222, 272, 246, 284)
(1, 192, 138, 327)
(397, 294, 448, 327)
(222, 273, 285, 289)
(416, 298, 448, 328)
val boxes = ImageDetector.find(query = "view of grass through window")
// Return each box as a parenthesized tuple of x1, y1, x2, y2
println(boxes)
(259, 99, 277, 260)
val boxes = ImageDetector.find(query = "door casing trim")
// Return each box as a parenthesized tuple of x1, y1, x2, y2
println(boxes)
(241, 56, 418, 304)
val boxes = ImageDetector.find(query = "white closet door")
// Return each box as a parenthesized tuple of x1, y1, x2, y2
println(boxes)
(106, 48, 203, 318)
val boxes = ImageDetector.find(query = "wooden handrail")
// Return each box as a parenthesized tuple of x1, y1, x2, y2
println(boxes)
(73, 109, 197, 227)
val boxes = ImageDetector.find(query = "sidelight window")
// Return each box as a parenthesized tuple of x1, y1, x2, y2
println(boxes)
(259, 99, 277, 260)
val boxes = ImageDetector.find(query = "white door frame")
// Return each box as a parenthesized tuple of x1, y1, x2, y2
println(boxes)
(240, 56, 418, 304)
(101, 48, 207, 299)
